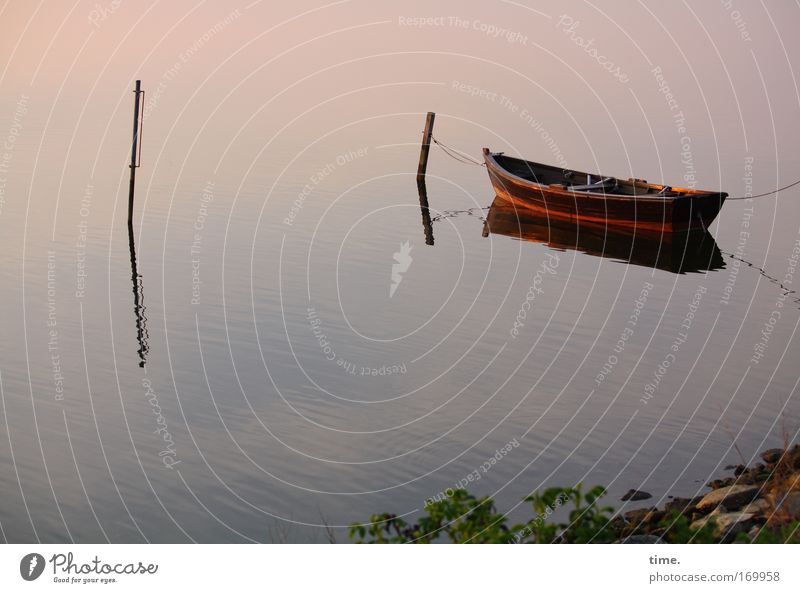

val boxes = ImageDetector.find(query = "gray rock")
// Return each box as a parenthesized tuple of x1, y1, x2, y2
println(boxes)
(760, 448, 784, 464)
(776, 492, 800, 516)
(747, 525, 762, 541)
(621, 489, 652, 502)
(740, 498, 770, 515)
(623, 507, 655, 524)
(695, 485, 761, 512)
(691, 512, 755, 537)
(708, 478, 732, 489)
(663, 496, 703, 514)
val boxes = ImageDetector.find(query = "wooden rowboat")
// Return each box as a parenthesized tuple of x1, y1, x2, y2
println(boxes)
(484, 195, 725, 274)
(483, 148, 726, 235)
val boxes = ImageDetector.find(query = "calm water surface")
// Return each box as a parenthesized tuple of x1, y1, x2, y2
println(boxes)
(1, 1, 799, 542)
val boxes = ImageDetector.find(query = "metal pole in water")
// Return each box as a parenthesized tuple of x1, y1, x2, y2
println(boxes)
(128, 80, 142, 226)
(416, 111, 435, 182)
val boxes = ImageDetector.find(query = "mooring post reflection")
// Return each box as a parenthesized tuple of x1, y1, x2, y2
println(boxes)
(417, 178, 434, 246)
(484, 195, 725, 274)
(128, 221, 149, 367)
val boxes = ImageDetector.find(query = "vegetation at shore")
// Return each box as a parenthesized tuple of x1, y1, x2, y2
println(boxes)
(349, 443, 800, 544)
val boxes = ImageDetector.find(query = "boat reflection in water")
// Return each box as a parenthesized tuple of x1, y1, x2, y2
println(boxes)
(483, 195, 725, 274)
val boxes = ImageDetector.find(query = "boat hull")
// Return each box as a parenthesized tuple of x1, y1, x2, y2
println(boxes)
(484, 149, 726, 236)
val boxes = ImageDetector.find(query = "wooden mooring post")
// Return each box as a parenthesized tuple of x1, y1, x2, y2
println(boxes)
(128, 80, 143, 226)
(416, 112, 435, 182)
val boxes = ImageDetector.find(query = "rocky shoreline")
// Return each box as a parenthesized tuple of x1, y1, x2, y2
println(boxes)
(615, 444, 800, 543)
(350, 443, 800, 543)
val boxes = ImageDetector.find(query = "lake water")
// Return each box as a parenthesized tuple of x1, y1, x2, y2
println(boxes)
(1, 1, 799, 542)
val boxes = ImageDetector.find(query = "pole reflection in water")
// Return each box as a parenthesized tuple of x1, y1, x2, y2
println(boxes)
(128, 221, 149, 367)
(416, 178, 434, 246)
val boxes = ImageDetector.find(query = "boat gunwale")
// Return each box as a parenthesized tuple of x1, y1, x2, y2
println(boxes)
(482, 148, 727, 203)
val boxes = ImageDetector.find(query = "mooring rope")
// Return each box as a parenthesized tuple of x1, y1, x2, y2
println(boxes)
(430, 206, 490, 222)
(430, 133, 800, 200)
(727, 178, 800, 200)
(431, 136, 485, 167)
(720, 249, 800, 308)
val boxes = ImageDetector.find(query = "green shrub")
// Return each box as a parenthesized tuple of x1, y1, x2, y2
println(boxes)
(349, 485, 794, 544)
(349, 484, 616, 543)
